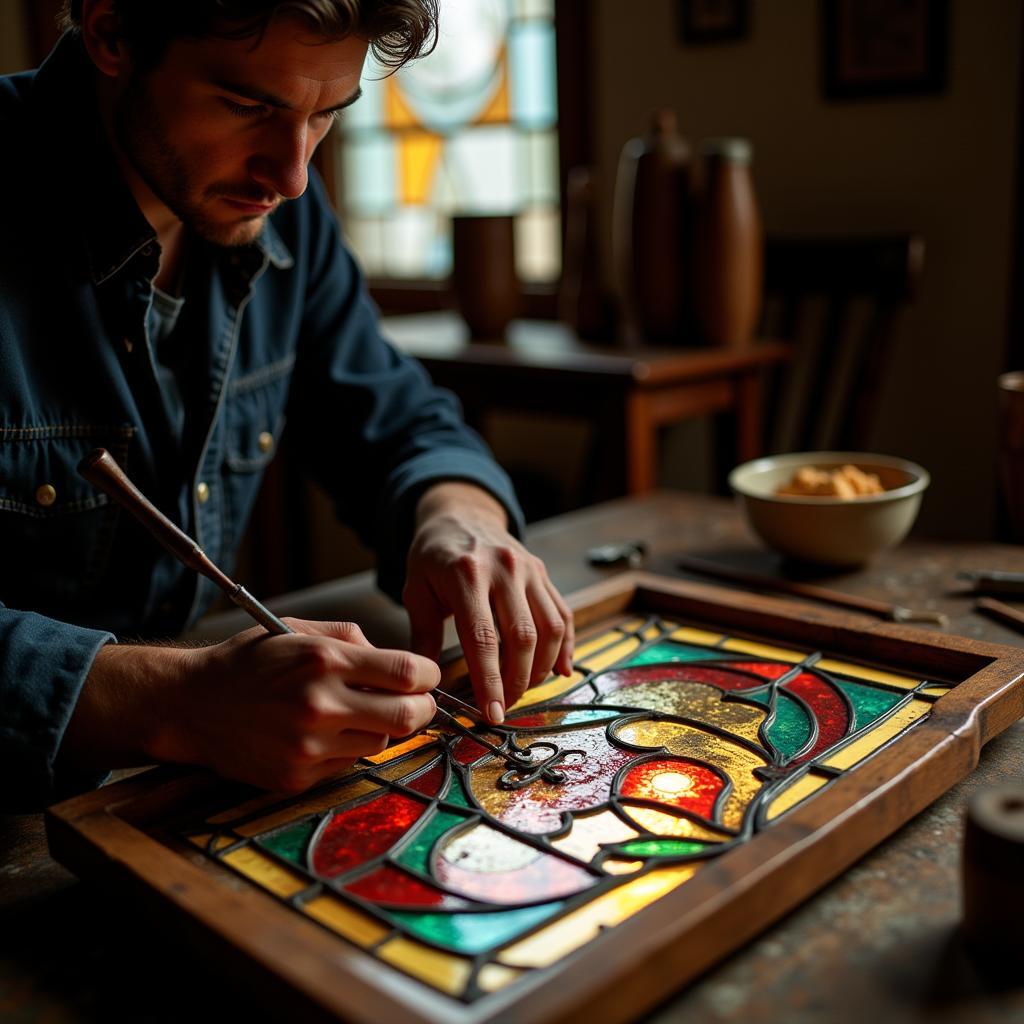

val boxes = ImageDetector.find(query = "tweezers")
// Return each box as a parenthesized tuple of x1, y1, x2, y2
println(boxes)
(677, 555, 949, 626)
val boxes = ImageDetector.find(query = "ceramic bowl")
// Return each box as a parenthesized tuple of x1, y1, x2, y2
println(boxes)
(728, 452, 929, 566)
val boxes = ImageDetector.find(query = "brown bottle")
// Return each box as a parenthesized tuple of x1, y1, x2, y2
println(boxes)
(693, 138, 763, 347)
(612, 109, 692, 345)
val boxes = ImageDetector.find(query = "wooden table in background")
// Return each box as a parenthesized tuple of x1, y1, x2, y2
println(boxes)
(2, 492, 1023, 1022)
(384, 313, 791, 498)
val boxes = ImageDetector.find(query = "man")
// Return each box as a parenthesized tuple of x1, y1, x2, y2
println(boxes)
(0, 0, 574, 811)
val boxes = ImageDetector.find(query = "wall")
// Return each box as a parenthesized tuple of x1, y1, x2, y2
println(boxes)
(592, 0, 1022, 538)
(0, 1, 30, 74)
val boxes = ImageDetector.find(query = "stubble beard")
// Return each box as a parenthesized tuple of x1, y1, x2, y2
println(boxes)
(113, 74, 271, 248)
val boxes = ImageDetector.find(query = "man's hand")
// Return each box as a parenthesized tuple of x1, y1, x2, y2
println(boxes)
(402, 482, 574, 723)
(61, 619, 439, 793)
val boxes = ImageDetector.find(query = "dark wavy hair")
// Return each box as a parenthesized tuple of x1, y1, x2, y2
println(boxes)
(59, 0, 438, 71)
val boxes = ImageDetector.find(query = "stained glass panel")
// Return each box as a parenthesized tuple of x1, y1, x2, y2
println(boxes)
(332, 0, 560, 282)
(186, 615, 952, 1002)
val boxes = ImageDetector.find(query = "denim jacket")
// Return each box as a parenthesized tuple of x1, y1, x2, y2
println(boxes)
(0, 34, 523, 811)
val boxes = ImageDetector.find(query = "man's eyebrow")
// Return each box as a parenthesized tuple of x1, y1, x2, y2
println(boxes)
(212, 78, 363, 115)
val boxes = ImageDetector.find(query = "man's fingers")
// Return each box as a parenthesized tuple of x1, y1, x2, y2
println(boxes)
(339, 689, 438, 736)
(282, 618, 370, 646)
(451, 602, 506, 724)
(545, 577, 576, 677)
(525, 579, 569, 687)
(492, 583, 537, 709)
(325, 729, 390, 759)
(337, 643, 441, 694)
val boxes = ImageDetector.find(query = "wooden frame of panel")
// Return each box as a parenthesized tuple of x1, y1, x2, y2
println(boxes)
(46, 572, 1024, 1024)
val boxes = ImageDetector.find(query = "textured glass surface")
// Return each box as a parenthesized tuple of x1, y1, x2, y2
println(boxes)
(335, 0, 560, 281)
(188, 613, 940, 1002)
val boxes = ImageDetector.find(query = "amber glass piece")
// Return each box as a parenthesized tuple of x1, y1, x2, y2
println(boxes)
(548, 809, 639, 864)
(372, 749, 440, 783)
(497, 864, 698, 968)
(303, 894, 390, 947)
(621, 806, 732, 840)
(720, 638, 803, 662)
(764, 773, 830, 821)
(578, 637, 642, 672)
(222, 846, 307, 898)
(510, 671, 585, 709)
(603, 858, 645, 874)
(816, 658, 920, 690)
(670, 626, 725, 647)
(365, 732, 438, 764)
(377, 936, 474, 996)
(476, 963, 523, 993)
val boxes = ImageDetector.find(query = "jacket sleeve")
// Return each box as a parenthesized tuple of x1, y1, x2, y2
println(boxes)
(285, 175, 525, 601)
(0, 603, 114, 812)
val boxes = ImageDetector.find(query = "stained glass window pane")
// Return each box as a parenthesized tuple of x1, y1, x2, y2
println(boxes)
(333, 0, 560, 282)
(188, 613, 946, 1002)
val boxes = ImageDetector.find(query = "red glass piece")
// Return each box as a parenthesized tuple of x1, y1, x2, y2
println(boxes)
(311, 791, 426, 878)
(405, 762, 445, 797)
(344, 864, 471, 908)
(452, 736, 490, 764)
(593, 663, 770, 698)
(618, 758, 722, 818)
(782, 672, 849, 761)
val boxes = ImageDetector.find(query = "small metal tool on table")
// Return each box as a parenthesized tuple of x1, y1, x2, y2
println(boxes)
(78, 448, 577, 788)
(677, 554, 949, 626)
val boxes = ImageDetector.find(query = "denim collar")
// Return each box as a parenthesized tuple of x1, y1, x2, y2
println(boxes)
(32, 32, 293, 286)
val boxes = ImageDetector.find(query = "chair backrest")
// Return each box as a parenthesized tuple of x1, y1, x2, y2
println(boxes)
(760, 233, 924, 453)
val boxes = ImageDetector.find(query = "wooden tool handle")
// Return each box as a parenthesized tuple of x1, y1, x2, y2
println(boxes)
(975, 596, 1024, 634)
(78, 448, 234, 593)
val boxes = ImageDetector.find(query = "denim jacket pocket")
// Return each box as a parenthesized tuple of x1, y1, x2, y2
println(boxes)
(0, 425, 135, 608)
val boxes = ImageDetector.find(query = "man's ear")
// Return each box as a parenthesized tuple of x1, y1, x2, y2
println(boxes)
(79, 0, 132, 79)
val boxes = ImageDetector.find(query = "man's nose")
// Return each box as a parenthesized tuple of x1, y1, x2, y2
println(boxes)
(248, 122, 311, 200)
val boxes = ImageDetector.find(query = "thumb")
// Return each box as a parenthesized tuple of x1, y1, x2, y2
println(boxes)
(404, 580, 446, 663)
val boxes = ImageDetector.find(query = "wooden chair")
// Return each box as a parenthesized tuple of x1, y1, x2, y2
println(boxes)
(759, 233, 925, 453)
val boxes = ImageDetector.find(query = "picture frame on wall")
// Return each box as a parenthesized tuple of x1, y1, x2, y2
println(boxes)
(822, 0, 948, 100)
(676, 0, 749, 45)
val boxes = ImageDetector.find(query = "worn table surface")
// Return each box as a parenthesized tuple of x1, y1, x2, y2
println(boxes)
(3, 491, 1024, 1022)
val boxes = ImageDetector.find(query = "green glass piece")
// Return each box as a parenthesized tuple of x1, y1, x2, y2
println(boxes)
(390, 902, 563, 954)
(394, 810, 466, 875)
(442, 771, 473, 809)
(262, 818, 317, 865)
(766, 693, 813, 759)
(625, 642, 730, 667)
(619, 839, 706, 857)
(834, 679, 905, 731)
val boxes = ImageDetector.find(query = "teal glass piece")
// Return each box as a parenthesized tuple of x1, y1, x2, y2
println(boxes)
(389, 901, 563, 953)
(765, 693, 813, 759)
(508, 20, 557, 127)
(342, 134, 396, 214)
(442, 771, 473, 809)
(261, 818, 317, 865)
(562, 708, 621, 725)
(618, 839, 706, 857)
(833, 679, 905, 731)
(395, 809, 466, 875)
(625, 642, 731, 667)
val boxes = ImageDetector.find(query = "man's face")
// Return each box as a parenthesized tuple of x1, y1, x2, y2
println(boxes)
(112, 19, 368, 247)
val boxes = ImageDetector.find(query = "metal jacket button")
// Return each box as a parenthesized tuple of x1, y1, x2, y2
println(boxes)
(258, 431, 274, 453)
(196, 482, 210, 504)
(35, 484, 56, 507)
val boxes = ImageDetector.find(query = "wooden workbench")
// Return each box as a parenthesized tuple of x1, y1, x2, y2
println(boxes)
(2, 491, 1022, 1022)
